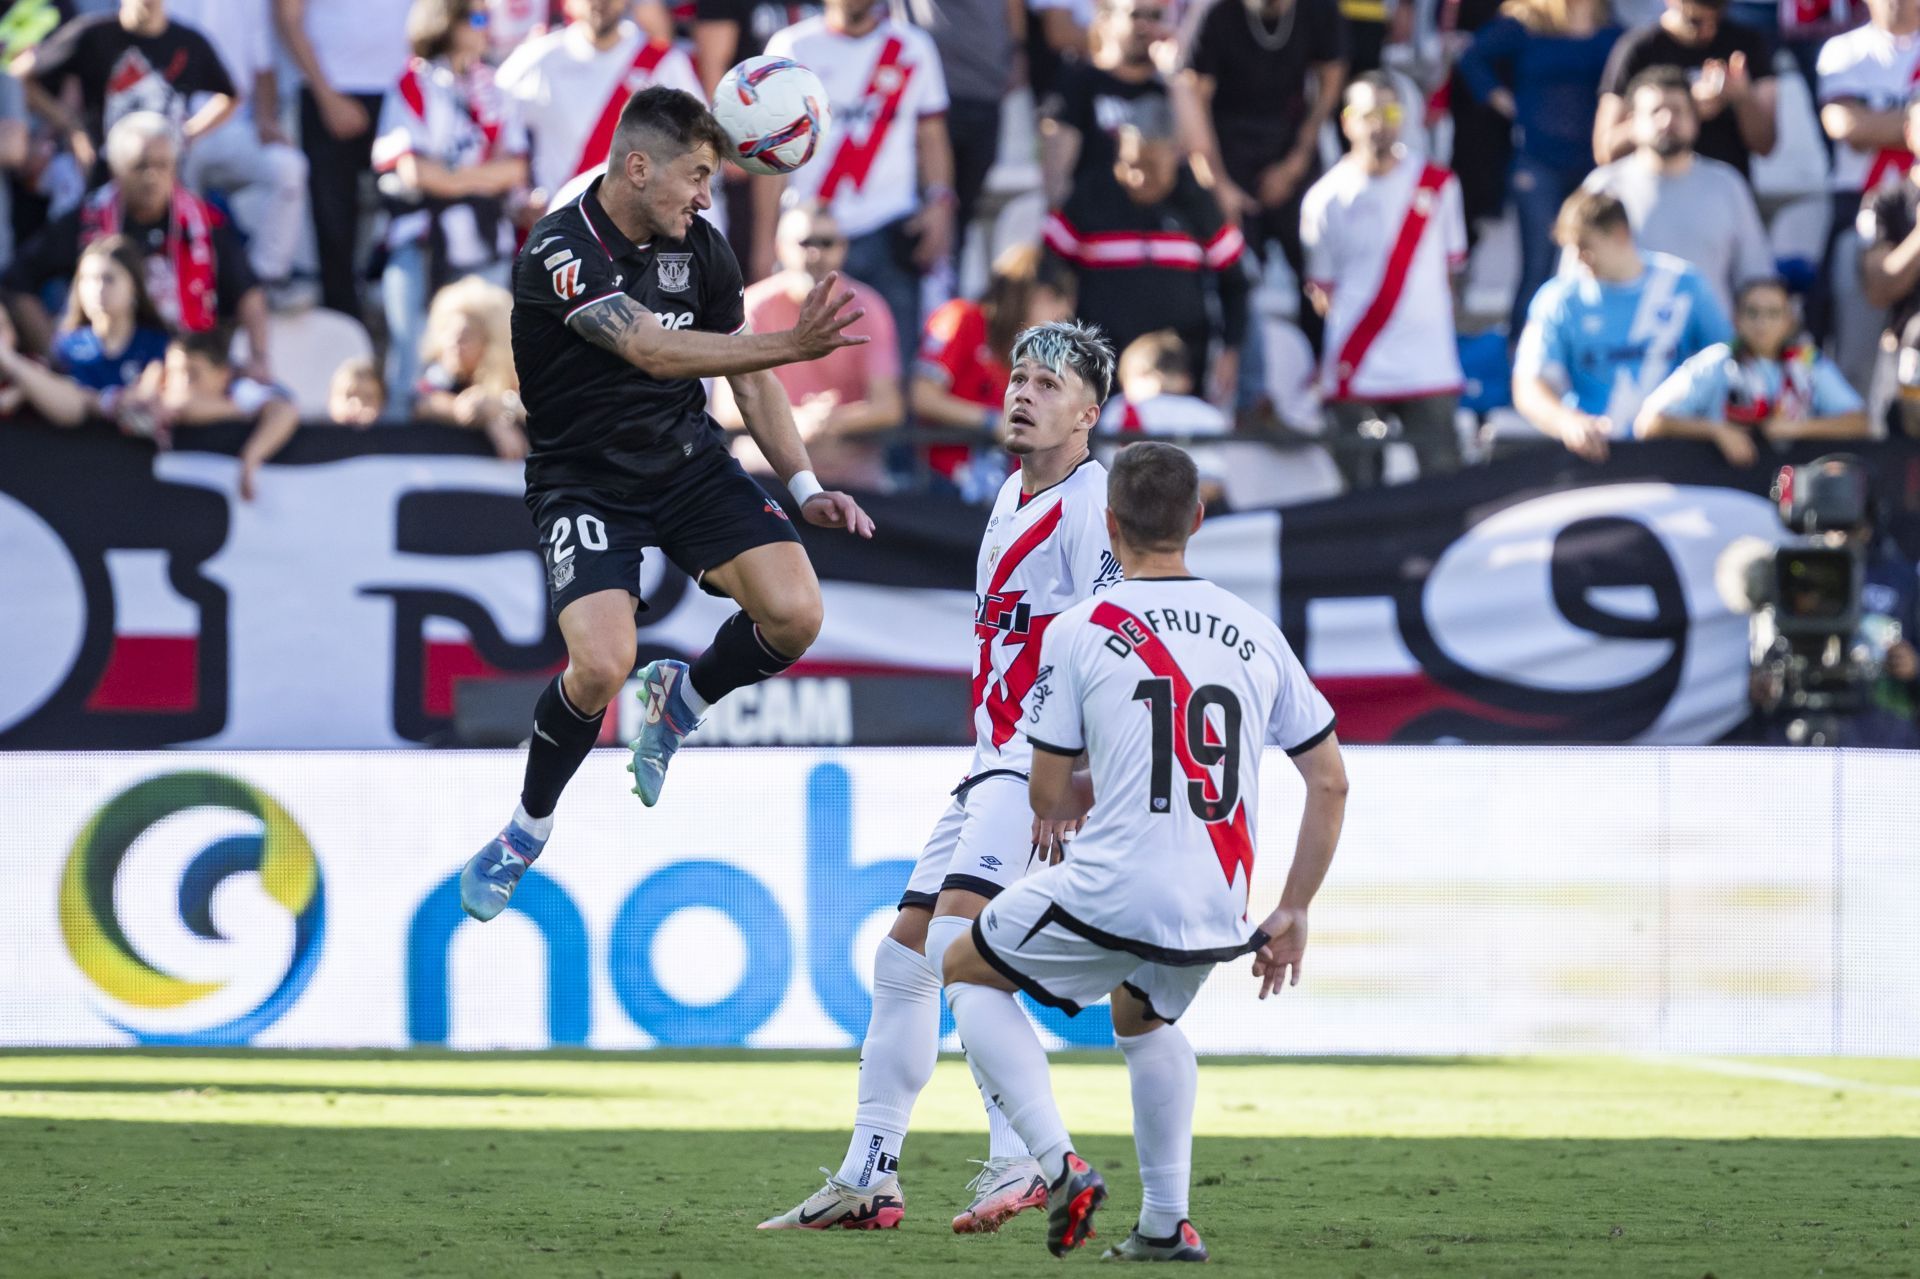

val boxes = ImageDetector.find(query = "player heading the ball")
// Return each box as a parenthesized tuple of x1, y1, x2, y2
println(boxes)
(459, 85, 875, 924)
(943, 440, 1350, 1260)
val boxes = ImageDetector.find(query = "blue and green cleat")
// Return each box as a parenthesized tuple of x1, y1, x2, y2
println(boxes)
(459, 821, 547, 922)
(627, 659, 701, 806)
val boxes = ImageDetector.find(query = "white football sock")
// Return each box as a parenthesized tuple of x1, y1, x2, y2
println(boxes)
(1118, 1022, 1197, 1238)
(925, 915, 1032, 1160)
(510, 802, 553, 842)
(677, 672, 713, 717)
(948, 981, 1072, 1183)
(981, 1077, 1032, 1160)
(835, 936, 940, 1187)
(922, 913, 974, 984)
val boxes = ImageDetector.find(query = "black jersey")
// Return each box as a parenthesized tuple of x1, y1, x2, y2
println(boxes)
(511, 179, 746, 489)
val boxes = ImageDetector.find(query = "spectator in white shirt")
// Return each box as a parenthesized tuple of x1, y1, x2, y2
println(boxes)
(371, 0, 531, 410)
(761, 0, 956, 350)
(171, 0, 310, 301)
(496, 0, 701, 223)
(1301, 72, 1467, 489)
(274, 0, 413, 315)
(1813, 0, 1920, 395)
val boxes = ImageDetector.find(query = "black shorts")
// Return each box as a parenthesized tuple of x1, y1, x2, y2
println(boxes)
(527, 446, 802, 618)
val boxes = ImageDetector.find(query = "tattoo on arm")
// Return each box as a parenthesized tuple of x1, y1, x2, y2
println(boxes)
(566, 293, 653, 358)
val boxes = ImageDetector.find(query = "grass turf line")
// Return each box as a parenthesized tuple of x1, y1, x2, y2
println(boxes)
(2, 1052, 1917, 1277)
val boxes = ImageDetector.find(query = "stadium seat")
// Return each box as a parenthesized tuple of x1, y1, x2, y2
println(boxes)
(230, 309, 375, 418)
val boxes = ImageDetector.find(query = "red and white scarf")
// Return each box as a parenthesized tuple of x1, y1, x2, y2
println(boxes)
(79, 183, 220, 334)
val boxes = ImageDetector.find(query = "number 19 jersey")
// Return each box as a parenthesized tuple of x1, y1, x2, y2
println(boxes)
(970, 458, 1119, 779)
(1025, 577, 1336, 959)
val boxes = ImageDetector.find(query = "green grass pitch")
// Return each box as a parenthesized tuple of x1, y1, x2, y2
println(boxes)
(3, 1051, 1918, 1277)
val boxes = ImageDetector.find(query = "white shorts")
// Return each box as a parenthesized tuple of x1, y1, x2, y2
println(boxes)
(970, 866, 1225, 1024)
(899, 772, 1041, 909)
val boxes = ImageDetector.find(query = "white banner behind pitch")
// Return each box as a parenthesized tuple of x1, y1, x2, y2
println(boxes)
(5, 748, 1916, 1055)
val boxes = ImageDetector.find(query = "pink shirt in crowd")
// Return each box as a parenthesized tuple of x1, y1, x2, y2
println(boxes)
(744, 273, 900, 402)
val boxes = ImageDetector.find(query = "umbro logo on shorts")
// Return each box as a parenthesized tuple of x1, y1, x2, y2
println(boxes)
(979, 855, 1003, 870)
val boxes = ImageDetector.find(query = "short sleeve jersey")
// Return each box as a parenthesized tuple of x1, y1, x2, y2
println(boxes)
(1639, 342, 1864, 423)
(495, 23, 702, 199)
(1301, 157, 1467, 401)
(764, 17, 950, 238)
(1026, 577, 1336, 958)
(1513, 252, 1732, 432)
(971, 458, 1121, 778)
(31, 14, 234, 152)
(916, 298, 1007, 479)
(53, 325, 169, 393)
(1817, 24, 1920, 194)
(510, 179, 747, 490)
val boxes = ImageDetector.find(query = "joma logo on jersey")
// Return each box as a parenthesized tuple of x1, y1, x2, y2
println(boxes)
(975, 591, 1032, 636)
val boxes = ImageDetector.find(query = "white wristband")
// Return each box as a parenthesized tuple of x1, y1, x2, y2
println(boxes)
(788, 469, 824, 506)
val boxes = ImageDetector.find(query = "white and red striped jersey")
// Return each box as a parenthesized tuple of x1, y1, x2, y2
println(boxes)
(764, 17, 949, 238)
(1098, 392, 1231, 436)
(1816, 24, 1920, 195)
(1025, 577, 1335, 957)
(971, 458, 1119, 778)
(1301, 155, 1466, 403)
(372, 58, 529, 255)
(495, 21, 702, 199)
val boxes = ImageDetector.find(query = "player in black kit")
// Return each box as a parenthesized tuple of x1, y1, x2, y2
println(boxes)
(459, 86, 873, 922)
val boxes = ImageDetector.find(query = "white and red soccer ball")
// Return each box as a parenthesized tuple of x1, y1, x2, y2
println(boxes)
(712, 56, 831, 176)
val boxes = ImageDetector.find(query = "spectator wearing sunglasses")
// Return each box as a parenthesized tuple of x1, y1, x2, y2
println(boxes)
(712, 201, 902, 491)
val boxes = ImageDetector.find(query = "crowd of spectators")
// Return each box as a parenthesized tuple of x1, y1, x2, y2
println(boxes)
(6, 0, 1920, 503)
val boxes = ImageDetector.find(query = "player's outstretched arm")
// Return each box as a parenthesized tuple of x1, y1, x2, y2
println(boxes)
(567, 272, 869, 381)
(726, 327, 876, 538)
(1252, 732, 1348, 999)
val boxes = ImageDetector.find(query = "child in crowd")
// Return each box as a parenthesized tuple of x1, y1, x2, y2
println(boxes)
(413, 275, 527, 458)
(328, 356, 386, 427)
(126, 328, 301, 499)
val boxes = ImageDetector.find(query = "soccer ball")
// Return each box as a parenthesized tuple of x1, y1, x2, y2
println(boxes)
(712, 56, 831, 176)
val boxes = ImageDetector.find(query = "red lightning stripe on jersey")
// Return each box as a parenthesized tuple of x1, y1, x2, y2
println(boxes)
(816, 36, 913, 201)
(1091, 601, 1255, 893)
(973, 498, 1065, 747)
(576, 39, 670, 182)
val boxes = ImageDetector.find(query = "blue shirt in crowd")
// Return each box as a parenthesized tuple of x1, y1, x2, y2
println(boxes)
(1457, 17, 1624, 172)
(53, 325, 169, 393)
(1514, 252, 1733, 433)
(1640, 342, 1864, 425)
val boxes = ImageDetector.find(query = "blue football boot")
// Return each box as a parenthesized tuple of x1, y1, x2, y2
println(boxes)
(627, 659, 701, 806)
(459, 820, 547, 921)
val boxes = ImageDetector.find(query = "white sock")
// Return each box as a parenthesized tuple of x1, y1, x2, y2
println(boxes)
(835, 936, 940, 1187)
(922, 914, 970, 984)
(678, 673, 713, 717)
(1118, 1023, 1197, 1238)
(948, 981, 1072, 1183)
(510, 802, 553, 842)
(981, 1084, 1031, 1160)
(925, 915, 1031, 1160)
